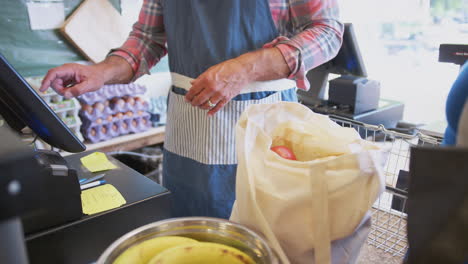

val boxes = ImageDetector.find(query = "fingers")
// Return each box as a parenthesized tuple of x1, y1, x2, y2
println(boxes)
(62, 84, 83, 99)
(185, 78, 205, 103)
(205, 83, 233, 114)
(62, 80, 99, 99)
(185, 60, 246, 115)
(187, 76, 230, 107)
(187, 78, 216, 107)
(186, 73, 232, 114)
(47, 79, 95, 99)
(40, 63, 104, 99)
(198, 91, 223, 110)
(208, 98, 229, 116)
(40, 66, 74, 93)
(50, 78, 66, 95)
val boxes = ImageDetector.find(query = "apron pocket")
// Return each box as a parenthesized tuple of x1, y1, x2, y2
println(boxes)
(164, 87, 284, 165)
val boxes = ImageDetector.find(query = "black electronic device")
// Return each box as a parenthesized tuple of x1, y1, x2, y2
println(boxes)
(22, 150, 82, 235)
(328, 76, 380, 115)
(298, 23, 367, 105)
(0, 53, 85, 153)
(0, 126, 82, 235)
(407, 147, 468, 263)
(0, 53, 86, 263)
(0, 125, 38, 264)
(314, 98, 405, 136)
(438, 44, 468, 66)
(298, 23, 403, 127)
(0, 125, 43, 223)
(0, 125, 82, 264)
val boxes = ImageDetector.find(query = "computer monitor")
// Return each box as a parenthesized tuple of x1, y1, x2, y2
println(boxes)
(0, 53, 86, 153)
(298, 23, 367, 105)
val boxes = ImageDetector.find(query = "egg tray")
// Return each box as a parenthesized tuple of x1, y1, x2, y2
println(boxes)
(61, 115, 82, 128)
(69, 124, 84, 142)
(78, 83, 147, 105)
(54, 103, 83, 140)
(81, 112, 152, 143)
(46, 98, 82, 134)
(34, 89, 81, 117)
(37, 91, 84, 139)
(79, 97, 149, 122)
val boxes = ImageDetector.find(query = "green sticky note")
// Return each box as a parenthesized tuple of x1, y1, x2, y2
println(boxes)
(80, 152, 117, 172)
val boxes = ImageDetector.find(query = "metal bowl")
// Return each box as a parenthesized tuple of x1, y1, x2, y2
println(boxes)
(97, 217, 280, 264)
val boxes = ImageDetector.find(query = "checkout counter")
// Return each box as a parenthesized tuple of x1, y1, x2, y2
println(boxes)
(25, 152, 171, 264)
(0, 130, 171, 264)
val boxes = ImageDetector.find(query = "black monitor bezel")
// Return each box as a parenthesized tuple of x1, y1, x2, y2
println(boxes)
(0, 53, 86, 153)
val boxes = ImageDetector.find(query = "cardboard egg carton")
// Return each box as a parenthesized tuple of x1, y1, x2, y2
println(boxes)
(79, 96, 149, 122)
(78, 83, 147, 105)
(81, 111, 152, 143)
(79, 91, 153, 143)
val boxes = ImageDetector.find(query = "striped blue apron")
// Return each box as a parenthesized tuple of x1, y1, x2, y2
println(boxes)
(162, 0, 297, 218)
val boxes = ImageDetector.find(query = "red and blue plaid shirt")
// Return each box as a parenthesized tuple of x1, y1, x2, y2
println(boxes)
(110, 0, 343, 90)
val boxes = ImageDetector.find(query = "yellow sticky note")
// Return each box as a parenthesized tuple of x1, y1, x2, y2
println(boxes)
(80, 152, 117, 172)
(81, 184, 126, 215)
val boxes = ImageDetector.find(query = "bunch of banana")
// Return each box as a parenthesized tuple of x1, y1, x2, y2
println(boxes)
(113, 236, 197, 264)
(113, 236, 255, 264)
(148, 242, 255, 264)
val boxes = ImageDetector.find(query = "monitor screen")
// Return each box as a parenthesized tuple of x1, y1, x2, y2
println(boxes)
(0, 53, 86, 153)
(298, 23, 367, 104)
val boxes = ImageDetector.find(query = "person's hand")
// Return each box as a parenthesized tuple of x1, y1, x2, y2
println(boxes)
(185, 47, 291, 116)
(40, 56, 134, 99)
(40, 63, 106, 99)
(185, 58, 251, 116)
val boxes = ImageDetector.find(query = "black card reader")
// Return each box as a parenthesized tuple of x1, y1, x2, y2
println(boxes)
(21, 150, 83, 235)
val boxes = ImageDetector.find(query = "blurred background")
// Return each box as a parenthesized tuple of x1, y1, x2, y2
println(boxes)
(338, 0, 468, 125)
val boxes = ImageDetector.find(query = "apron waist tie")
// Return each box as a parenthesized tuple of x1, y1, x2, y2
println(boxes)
(171, 72, 296, 93)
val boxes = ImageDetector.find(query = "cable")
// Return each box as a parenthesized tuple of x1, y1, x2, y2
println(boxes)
(29, 135, 39, 145)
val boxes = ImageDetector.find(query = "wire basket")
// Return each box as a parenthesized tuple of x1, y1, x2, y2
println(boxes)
(330, 115, 442, 258)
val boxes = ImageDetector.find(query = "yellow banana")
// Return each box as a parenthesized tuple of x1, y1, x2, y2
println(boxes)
(147, 242, 255, 264)
(113, 236, 198, 264)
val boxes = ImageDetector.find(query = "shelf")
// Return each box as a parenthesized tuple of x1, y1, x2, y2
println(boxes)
(62, 126, 165, 156)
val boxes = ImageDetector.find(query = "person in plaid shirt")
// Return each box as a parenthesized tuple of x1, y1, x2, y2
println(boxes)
(41, 0, 343, 218)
